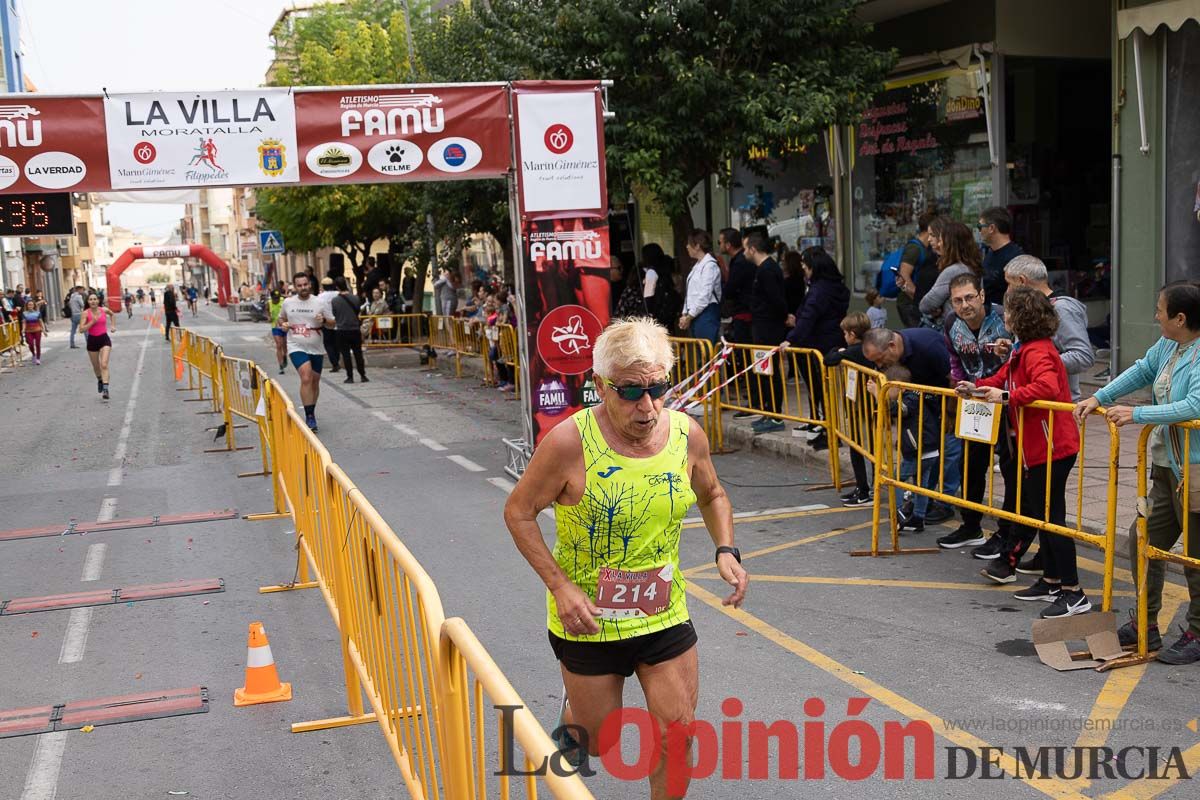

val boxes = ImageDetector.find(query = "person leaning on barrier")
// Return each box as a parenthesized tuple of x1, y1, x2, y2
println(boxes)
(960, 287, 1090, 618)
(503, 317, 747, 797)
(1001, 255, 1094, 402)
(938, 272, 1018, 556)
(862, 326, 960, 528)
(1077, 281, 1200, 664)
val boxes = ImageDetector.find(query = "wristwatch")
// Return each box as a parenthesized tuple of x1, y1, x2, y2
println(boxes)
(715, 546, 741, 564)
(999, 390, 1010, 403)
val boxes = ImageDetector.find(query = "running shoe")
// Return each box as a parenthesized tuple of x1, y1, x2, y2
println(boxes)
(279, 365, 286, 374)
(981, 561, 1016, 584)
(841, 490, 873, 508)
(552, 693, 585, 768)
(1040, 589, 1091, 619)
(97, 377, 104, 393)
(751, 418, 785, 434)
(1117, 609, 1162, 651)
(732, 410, 759, 420)
(936, 526, 986, 549)
(1016, 550, 1043, 575)
(1156, 628, 1200, 664)
(924, 503, 955, 524)
(970, 536, 1005, 561)
(1013, 577, 1060, 601)
(896, 512, 924, 533)
(306, 415, 318, 433)
(101, 385, 110, 400)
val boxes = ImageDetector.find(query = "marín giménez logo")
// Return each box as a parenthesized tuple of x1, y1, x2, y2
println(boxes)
(543, 124, 573, 155)
(133, 142, 157, 165)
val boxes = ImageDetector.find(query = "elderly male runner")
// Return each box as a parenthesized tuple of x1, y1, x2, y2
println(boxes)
(505, 317, 748, 799)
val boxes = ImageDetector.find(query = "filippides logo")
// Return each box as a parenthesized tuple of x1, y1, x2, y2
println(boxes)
(543, 124, 573, 155)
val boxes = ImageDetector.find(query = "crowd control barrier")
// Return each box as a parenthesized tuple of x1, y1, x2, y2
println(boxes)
(668, 336, 724, 451)
(716, 343, 840, 485)
(361, 313, 428, 349)
(852, 373, 1119, 611)
(0, 320, 22, 368)
(171, 329, 593, 799)
(1124, 422, 1200, 665)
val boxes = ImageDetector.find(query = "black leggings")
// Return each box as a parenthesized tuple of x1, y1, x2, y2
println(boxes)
(1004, 454, 1078, 584)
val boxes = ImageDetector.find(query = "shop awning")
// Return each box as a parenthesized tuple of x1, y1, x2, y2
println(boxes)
(1117, 0, 1200, 39)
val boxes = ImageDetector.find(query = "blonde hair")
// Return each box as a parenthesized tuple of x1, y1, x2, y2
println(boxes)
(592, 317, 675, 380)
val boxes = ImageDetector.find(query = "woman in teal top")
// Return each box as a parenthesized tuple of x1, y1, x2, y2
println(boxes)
(1076, 282, 1200, 664)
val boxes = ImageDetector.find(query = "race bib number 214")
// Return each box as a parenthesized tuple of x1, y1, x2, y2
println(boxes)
(595, 565, 673, 619)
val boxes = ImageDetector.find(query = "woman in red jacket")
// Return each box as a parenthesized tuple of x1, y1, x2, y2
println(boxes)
(956, 287, 1088, 619)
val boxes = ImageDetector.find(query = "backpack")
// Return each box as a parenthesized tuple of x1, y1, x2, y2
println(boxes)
(62, 298, 72, 318)
(876, 238, 926, 299)
(652, 279, 683, 332)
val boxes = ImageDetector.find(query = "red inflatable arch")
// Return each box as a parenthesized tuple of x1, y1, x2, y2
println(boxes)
(106, 244, 232, 311)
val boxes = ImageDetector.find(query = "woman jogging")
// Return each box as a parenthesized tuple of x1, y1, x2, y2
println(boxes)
(268, 289, 287, 374)
(20, 299, 47, 365)
(79, 292, 115, 400)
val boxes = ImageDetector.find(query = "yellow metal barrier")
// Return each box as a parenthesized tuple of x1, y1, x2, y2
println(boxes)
(668, 336, 723, 451)
(1122, 422, 1200, 666)
(429, 315, 463, 376)
(865, 377, 1119, 610)
(170, 331, 587, 798)
(718, 343, 839, 486)
(0, 320, 21, 368)
(362, 313, 428, 349)
(497, 323, 521, 398)
(439, 618, 594, 800)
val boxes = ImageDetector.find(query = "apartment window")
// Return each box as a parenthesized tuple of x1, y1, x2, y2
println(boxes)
(77, 221, 90, 247)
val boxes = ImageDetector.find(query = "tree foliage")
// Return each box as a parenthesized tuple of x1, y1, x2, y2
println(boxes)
(438, 0, 895, 249)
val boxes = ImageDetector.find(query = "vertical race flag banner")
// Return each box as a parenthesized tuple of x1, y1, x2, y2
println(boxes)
(104, 90, 299, 189)
(0, 96, 110, 193)
(294, 85, 510, 184)
(512, 81, 610, 445)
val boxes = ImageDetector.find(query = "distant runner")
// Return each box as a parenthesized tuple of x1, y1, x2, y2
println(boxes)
(268, 289, 287, 374)
(186, 285, 199, 316)
(163, 285, 180, 341)
(503, 318, 747, 798)
(276, 274, 326, 432)
(124, 291, 134, 318)
(149, 288, 156, 309)
(79, 292, 115, 400)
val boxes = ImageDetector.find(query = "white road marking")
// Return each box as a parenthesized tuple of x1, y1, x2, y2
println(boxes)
(371, 410, 391, 421)
(240, 335, 261, 342)
(97, 497, 118, 523)
(394, 423, 417, 436)
(107, 324, 153, 487)
(20, 731, 68, 800)
(58, 607, 93, 664)
(81, 544, 107, 583)
(487, 477, 516, 493)
(419, 438, 448, 452)
(682, 503, 829, 524)
(447, 455, 486, 472)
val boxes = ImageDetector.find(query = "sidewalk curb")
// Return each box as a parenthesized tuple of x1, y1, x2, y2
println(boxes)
(717, 415, 853, 478)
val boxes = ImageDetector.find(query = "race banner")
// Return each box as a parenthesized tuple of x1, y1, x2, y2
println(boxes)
(523, 215, 611, 444)
(0, 96, 110, 193)
(104, 89, 299, 189)
(294, 84, 510, 183)
(513, 82, 607, 216)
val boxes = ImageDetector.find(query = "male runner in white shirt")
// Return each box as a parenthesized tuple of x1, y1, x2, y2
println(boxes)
(277, 273, 328, 432)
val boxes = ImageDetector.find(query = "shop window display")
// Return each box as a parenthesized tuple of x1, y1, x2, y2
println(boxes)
(851, 68, 991, 293)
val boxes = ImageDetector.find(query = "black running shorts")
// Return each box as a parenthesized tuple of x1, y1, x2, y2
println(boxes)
(548, 621, 697, 677)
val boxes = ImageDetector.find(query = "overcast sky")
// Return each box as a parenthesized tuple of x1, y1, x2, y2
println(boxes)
(19, 0, 289, 236)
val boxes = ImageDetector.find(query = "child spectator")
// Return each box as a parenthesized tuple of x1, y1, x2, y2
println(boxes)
(826, 311, 875, 506)
(865, 288, 887, 329)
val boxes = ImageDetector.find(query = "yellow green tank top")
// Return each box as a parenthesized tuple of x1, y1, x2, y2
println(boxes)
(269, 298, 283, 325)
(549, 406, 696, 641)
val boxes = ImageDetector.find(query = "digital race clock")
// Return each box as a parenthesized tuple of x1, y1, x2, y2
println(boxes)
(0, 193, 73, 236)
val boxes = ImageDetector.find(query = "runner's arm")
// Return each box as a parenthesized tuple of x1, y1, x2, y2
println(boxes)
(504, 423, 577, 593)
(687, 418, 747, 607)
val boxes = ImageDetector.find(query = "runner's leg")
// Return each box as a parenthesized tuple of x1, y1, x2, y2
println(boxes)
(637, 645, 700, 800)
(558, 667, 625, 758)
(88, 349, 101, 379)
(99, 345, 111, 384)
(297, 361, 316, 407)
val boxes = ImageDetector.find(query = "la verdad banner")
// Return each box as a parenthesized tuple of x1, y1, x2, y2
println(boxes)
(0, 83, 514, 194)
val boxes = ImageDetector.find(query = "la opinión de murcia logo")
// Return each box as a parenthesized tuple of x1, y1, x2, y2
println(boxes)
(544, 124, 573, 155)
(0, 104, 43, 148)
(340, 93, 446, 138)
(551, 316, 591, 356)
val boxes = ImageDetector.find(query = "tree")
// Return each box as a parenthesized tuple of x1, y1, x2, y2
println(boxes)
(438, 0, 896, 263)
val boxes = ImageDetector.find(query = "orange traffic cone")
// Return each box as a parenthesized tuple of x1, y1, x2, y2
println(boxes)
(233, 621, 292, 706)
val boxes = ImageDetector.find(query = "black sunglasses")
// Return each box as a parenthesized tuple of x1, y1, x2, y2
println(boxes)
(604, 379, 672, 401)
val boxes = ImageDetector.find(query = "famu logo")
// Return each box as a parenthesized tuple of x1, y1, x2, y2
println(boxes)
(0, 104, 42, 148)
(529, 230, 602, 261)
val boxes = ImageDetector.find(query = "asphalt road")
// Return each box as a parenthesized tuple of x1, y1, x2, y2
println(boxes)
(2, 306, 1199, 799)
